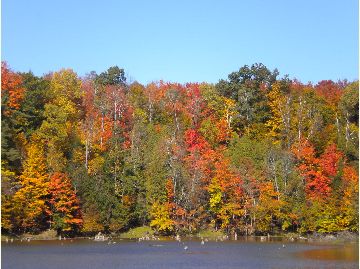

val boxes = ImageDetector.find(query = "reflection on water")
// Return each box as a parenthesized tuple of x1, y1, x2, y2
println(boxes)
(296, 244, 358, 262)
(2, 239, 359, 269)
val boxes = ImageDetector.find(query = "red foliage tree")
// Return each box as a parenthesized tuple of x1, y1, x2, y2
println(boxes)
(315, 80, 343, 106)
(292, 140, 328, 199)
(293, 141, 344, 200)
(319, 143, 344, 177)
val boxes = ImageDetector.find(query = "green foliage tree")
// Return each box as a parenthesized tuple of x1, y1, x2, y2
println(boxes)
(338, 81, 359, 161)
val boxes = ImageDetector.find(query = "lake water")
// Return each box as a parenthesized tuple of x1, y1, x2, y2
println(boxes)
(2, 238, 358, 269)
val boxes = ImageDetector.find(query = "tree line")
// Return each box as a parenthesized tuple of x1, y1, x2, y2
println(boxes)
(1, 62, 358, 236)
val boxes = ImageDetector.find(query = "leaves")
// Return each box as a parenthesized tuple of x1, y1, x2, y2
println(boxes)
(150, 201, 174, 234)
(1, 62, 25, 115)
(1, 63, 358, 236)
(48, 172, 82, 234)
(12, 135, 49, 232)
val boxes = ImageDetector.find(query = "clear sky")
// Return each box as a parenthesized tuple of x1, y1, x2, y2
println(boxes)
(2, 0, 359, 84)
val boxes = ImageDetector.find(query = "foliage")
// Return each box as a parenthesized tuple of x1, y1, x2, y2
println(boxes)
(1, 62, 27, 172)
(1, 62, 358, 236)
(47, 172, 82, 234)
(12, 135, 49, 233)
(150, 201, 174, 234)
(1, 162, 17, 231)
(1, 62, 25, 115)
(81, 210, 104, 234)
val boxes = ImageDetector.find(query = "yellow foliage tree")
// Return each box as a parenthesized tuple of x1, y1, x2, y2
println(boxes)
(208, 177, 223, 215)
(39, 69, 82, 172)
(12, 135, 49, 232)
(81, 210, 104, 234)
(150, 201, 174, 234)
(255, 182, 285, 233)
(266, 82, 287, 143)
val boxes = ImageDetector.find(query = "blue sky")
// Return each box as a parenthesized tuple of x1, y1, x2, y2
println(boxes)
(2, 0, 358, 84)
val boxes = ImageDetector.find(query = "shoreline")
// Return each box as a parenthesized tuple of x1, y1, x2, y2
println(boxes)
(2, 231, 358, 244)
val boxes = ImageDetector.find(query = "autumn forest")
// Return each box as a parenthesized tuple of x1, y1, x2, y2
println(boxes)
(1, 62, 358, 237)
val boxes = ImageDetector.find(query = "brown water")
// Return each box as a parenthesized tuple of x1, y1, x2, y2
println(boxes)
(2, 238, 358, 269)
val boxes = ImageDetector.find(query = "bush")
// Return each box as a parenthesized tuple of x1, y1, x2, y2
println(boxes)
(120, 226, 154, 239)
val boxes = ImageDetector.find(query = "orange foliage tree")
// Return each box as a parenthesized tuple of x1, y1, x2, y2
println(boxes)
(337, 166, 359, 231)
(1, 62, 25, 115)
(47, 172, 82, 234)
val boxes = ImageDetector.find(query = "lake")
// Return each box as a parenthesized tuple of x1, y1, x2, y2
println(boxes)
(2, 238, 358, 269)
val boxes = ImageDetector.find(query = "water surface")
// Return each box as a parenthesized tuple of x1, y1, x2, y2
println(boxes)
(2, 238, 358, 269)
